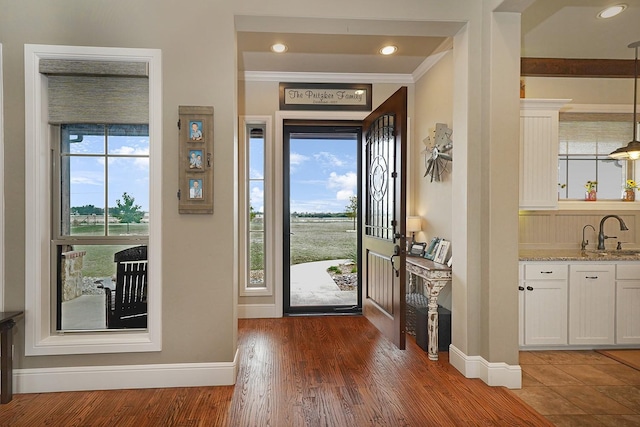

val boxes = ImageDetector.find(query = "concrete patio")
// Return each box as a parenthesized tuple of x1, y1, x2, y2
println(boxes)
(62, 259, 359, 329)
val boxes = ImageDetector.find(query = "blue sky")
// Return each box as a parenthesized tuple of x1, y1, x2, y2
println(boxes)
(250, 137, 358, 214)
(70, 133, 150, 212)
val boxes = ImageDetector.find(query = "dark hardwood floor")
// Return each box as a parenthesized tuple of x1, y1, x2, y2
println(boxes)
(0, 316, 551, 426)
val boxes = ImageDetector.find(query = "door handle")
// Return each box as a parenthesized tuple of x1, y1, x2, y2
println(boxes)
(390, 245, 400, 277)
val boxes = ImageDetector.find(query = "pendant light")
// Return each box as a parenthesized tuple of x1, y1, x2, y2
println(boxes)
(610, 41, 640, 160)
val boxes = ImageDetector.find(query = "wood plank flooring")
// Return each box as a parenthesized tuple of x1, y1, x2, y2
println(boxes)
(0, 316, 552, 426)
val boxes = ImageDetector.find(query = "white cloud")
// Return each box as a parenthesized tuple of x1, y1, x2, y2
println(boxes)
(289, 152, 310, 173)
(291, 198, 345, 213)
(250, 168, 264, 180)
(70, 173, 103, 186)
(336, 189, 354, 200)
(290, 152, 309, 166)
(314, 151, 345, 167)
(327, 171, 357, 200)
(110, 145, 149, 156)
(250, 185, 264, 212)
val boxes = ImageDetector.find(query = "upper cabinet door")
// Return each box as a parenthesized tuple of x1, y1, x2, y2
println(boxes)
(520, 99, 570, 210)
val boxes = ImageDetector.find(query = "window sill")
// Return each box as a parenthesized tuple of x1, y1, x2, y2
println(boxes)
(559, 200, 640, 211)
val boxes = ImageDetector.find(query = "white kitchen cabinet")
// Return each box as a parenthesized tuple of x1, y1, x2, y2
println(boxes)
(518, 264, 524, 347)
(521, 263, 568, 346)
(569, 264, 615, 345)
(519, 99, 570, 210)
(615, 264, 640, 344)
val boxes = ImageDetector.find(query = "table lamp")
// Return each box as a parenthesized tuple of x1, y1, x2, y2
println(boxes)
(406, 216, 422, 244)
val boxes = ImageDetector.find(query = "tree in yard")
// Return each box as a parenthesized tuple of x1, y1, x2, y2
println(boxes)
(345, 196, 358, 230)
(113, 192, 145, 233)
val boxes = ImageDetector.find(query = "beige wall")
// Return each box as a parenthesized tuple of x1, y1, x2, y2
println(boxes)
(412, 51, 454, 309)
(523, 77, 634, 104)
(1, 0, 525, 378)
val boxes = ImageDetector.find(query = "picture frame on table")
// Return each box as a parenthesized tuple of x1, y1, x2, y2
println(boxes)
(433, 239, 450, 264)
(409, 242, 426, 256)
(423, 237, 440, 260)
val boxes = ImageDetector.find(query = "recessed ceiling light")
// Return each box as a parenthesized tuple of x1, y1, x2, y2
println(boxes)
(380, 45, 398, 56)
(271, 43, 288, 53)
(597, 4, 627, 19)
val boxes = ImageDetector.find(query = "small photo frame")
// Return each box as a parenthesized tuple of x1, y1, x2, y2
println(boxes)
(434, 239, 450, 264)
(189, 178, 203, 199)
(188, 149, 204, 170)
(409, 242, 426, 256)
(189, 120, 203, 141)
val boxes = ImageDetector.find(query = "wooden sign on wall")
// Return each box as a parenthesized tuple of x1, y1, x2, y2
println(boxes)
(279, 83, 372, 111)
(178, 105, 214, 214)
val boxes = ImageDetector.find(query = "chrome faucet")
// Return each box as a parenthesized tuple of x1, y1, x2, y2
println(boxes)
(597, 215, 629, 250)
(581, 224, 596, 250)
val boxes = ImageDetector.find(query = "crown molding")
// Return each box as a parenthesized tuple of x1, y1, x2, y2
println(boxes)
(241, 71, 414, 84)
(413, 49, 451, 82)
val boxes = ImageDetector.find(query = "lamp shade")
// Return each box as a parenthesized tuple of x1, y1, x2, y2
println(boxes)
(406, 216, 422, 233)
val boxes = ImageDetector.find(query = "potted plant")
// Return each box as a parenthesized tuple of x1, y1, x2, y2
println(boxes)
(623, 179, 638, 201)
(584, 180, 597, 201)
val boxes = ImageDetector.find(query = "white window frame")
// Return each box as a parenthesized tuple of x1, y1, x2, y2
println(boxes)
(239, 116, 273, 296)
(0, 43, 4, 311)
(24, 44, 162, 355)
(558, 104, 640, 211)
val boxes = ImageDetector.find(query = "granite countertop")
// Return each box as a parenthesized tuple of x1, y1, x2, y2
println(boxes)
(519, 249, 640, 262)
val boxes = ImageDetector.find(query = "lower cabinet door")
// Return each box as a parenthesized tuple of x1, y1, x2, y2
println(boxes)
(616, 280, 640, 344)
(523, 279, 568, 346)
(569, 264, 615, 345)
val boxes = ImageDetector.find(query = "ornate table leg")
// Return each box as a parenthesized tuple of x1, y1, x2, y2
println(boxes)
(425, 281, 446, 361)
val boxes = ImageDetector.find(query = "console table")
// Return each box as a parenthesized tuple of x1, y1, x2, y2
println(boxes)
(1, 311, 23, 403)
(406, 257, 452, 360)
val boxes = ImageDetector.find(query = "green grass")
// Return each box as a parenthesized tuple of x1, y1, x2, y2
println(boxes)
(73, 244, 133, 277)
(289, 218, 356, 266)
(70, 223, 149, 236)
(249, 218, 356, 269)
(72, 219, 354, 275)
(68, 223, 148, 277)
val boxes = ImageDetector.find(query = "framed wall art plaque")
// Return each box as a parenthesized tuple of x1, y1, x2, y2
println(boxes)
(279, 83, 372, 111)
(178, 105, 213, 214)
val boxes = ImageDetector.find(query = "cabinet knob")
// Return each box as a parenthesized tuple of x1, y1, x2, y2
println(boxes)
(585, 276, 598, 279)
(540, 271, 553, 274)
(518, 286, 525, 291)
(526, 286, 534, 291)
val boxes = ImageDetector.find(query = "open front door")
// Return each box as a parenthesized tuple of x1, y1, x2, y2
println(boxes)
(362, 87, 407, 349)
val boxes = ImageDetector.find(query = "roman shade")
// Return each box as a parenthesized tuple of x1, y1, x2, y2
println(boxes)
(40, 59, 149, 124)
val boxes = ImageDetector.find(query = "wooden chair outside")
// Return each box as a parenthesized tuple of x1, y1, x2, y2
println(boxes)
(104, 246, 148, 329)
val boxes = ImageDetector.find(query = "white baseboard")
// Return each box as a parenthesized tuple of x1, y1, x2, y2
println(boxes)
(449, 345, 522, 389)
(14, 350, 238, 394)
(237, 303, 279, 319)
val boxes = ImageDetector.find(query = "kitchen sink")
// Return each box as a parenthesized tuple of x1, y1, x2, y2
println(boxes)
(587, 249, 640, 256)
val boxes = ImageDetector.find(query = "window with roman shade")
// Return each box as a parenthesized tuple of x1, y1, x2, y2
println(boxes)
(24, 44, 161, 355)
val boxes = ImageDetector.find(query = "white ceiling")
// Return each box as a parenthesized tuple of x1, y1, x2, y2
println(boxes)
(236, 1, 640, 76)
